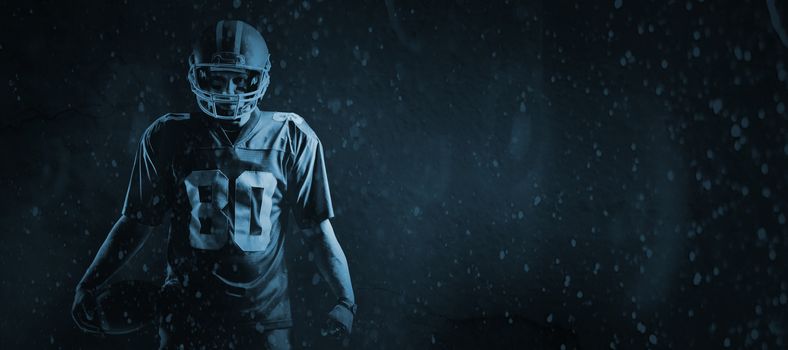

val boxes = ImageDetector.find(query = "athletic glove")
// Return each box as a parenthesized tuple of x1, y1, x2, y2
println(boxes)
(321, 298, 357, 337)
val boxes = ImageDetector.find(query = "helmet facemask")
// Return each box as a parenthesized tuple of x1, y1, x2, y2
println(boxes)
(188, 53, 271, 120)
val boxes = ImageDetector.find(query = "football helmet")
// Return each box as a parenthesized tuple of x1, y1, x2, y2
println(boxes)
(72, 280, 160, 335)
(188, 20, 272, 120)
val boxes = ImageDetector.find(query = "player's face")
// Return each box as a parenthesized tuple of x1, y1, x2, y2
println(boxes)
(197, 68, 261, 115)
(206, 70, 256, 94)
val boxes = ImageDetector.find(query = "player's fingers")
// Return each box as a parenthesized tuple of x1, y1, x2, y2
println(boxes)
(80, 306, 92, 323)
(328, 323, 344, 338)
(71, 305, 85, 325)
(72, 300, 101, 334)
(72, 299, 88, 323)
(80, 298, 96, 321)
(333, 327, 344, 337)
(321, 319, 343, 337)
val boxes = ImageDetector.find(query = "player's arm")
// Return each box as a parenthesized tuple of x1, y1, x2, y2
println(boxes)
(73, 117, 172, 331)
(75, 216, 154, 290)
(287, 123, 355, 336)
(303, 218, 355, 303)
(302, 218, 357, 336)
(72, 216, 154, 328)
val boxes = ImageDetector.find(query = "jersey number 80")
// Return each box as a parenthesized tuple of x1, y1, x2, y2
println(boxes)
(183, 170, 276, 252)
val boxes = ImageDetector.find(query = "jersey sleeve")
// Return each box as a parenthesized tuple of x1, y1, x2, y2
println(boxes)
(121, 121, 173, 226)
(290, 135, 335, 229)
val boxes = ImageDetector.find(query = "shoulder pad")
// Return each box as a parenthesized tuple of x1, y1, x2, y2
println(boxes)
(157, 112, 190, 121)
(272, 112, 304, 124)
(152, 113, 191, 128)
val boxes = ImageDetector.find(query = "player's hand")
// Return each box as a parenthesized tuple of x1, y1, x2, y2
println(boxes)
(71, 284, 99, 332)
(320, 302, 355, 338)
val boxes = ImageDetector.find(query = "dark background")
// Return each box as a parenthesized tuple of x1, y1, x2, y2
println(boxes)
(1, 0, 787, 349)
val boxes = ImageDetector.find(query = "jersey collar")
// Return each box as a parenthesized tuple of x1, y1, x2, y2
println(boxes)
(198, 107, 264, 147)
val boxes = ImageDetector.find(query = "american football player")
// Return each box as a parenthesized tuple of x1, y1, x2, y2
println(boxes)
(72, 20, 357, 350)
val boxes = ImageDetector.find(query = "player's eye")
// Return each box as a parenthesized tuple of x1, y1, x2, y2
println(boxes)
(209, 76, 228, 90)
(232, 76, 247, 87)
